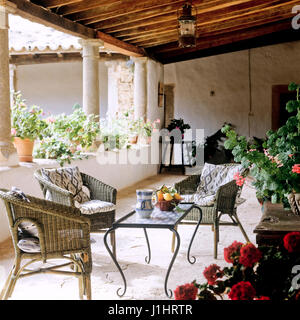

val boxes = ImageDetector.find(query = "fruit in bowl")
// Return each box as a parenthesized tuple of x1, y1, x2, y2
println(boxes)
(154, 185, 183, 211)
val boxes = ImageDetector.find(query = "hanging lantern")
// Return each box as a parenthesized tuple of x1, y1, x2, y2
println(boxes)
(177, 2, 197, 48)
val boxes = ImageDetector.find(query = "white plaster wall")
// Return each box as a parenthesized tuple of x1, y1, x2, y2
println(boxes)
(16, 61, 108, 117)
(0, 154, 158, 242)
(164, 40, 300, 139)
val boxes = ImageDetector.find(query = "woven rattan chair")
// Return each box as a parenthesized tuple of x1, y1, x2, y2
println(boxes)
(34, 169, 117, 256)
(0, 189, 92, 300)
(174, 164, 250, 259)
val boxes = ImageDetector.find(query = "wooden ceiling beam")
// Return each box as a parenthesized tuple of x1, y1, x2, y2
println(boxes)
(9, 0, 95, 38)
(96, 31, 145, 57)
(153, 20, 293, 63)
(56, 0, 121, 16)
(113, 0, 283, 40)
(136, 11, 292, 48)
(64, 0, 185, 22)
(30, 0, 82, 9)
(128, 1, 296, 46)
(158, 23, 300, 64)
(89, 0, 279, 32)
(88, 0, 249, 29)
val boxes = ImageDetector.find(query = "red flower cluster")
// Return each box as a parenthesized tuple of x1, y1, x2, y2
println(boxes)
(174, 283, 198, 300)
(233, 172, 246, 187)
(228, 281, 256, 300)
(203, 264, 223, 285)
(292, 164, 300, 174)
(254, 296, 271, 300)
(283, 232, 300, 253)
(239, 243, 262, 268)
(224, 241, 243, 263)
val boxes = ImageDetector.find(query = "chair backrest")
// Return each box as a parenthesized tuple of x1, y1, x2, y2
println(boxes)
(198, 162, 245, 195)
(34, 169, 75, 206)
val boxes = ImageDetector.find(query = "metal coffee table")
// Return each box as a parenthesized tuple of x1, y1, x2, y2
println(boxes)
(103, 203, 202, 298)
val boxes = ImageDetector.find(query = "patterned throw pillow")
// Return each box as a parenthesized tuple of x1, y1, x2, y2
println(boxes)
(197, 163, 244, 195)
(41, 167, 90, 204)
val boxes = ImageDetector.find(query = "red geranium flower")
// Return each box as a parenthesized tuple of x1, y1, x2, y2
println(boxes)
(255, 296, 271, 300)
(239, 243, 262, 268)
(228, 281, 256, 300)
(283, 232, 300, 253)
(203, 264, 223, 285)
(233, 172, 246, 186)
(292, 164, 300, 174)
(224, 241, 243, 263)
(174, 283, 198, 300)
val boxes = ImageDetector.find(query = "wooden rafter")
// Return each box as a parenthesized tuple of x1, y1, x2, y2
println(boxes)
(9, 0, 300, 64)
(152, 20, 297, 63)
(113, 0, 283, 40)
(30, 0, 82, 9)
(64, 0, 185, 22)
(128, 0, 295, 46)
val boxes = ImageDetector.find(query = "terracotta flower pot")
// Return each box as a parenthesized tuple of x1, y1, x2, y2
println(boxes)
(13, 137, 35, 162)
(129, 135, 138, 144)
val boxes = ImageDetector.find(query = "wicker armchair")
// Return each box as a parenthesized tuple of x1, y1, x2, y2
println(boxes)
(174, 164, 250, 259)
(34, 169, 117, 256)
(0, 189, 92, 300)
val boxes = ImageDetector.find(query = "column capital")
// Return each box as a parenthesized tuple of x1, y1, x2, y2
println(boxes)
(79, 38, 104, 59)
(79, 38, 104, 47)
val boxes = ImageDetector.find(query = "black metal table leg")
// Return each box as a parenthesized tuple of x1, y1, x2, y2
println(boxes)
(187, 206, 203, 264)
(143, 228, 151, 264)
(165, 227, 180, 298)
(104, 227, 127, 297)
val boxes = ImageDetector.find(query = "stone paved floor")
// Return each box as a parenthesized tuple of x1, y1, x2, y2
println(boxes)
(0, 172, 261, 300)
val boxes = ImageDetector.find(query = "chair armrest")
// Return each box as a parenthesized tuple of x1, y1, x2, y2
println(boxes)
(81, 173, 117, 204)
(174, 174, 201, 195)
(0, 190, 91, 262)
(214, 180, 239, 213)
(34, 172, 74, 206)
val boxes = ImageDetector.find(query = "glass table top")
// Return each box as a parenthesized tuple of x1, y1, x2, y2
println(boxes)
(113, 203, 195, 228)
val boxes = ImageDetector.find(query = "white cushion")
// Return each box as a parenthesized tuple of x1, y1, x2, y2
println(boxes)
(182, 193, 215, 206)
(78, 200, 116, 215)
(17, 238, 40, 253)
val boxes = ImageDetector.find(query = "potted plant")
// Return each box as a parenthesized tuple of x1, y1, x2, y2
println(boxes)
(139, 118, 160, 145)
(11, 92, 46, 162)
(34, 104, 100, 166)
(221, 82, 300, 214)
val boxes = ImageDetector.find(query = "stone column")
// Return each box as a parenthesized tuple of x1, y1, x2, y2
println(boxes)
(105, 60, 119, 119)
(79, 39, 103, 116)
(0, 2, 17, 166)
(132, 57, 147, 120)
